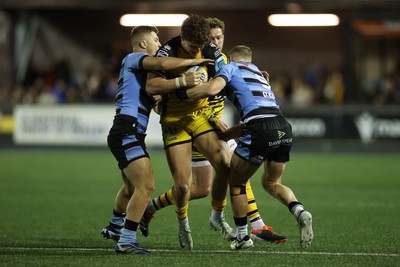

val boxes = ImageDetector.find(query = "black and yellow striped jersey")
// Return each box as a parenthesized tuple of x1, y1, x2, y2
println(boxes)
(207, 53, 228, 118)
(154, 36, 226, 116)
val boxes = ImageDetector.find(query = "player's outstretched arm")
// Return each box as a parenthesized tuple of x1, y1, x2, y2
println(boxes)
(142, 57, 213, 72)
(146, 71, 205, 95)
(178, 76, 226, 100)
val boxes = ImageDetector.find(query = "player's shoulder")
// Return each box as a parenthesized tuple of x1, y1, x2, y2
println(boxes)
(123, 52, 149, 69)
(125, 51, 148, 60)
(215, 62, 238, 79)
(202, 42, 223, 59)
(156, 36, 180, 58)
(224, 62, 239, 71)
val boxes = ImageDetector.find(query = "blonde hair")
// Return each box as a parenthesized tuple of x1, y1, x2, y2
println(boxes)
(229, 45, 252, 61)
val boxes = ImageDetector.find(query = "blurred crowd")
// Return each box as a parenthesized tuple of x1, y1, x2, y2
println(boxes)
(1, 59, 400, 115)
(361, 70, 400, 106)
(0, 59, 119, 115)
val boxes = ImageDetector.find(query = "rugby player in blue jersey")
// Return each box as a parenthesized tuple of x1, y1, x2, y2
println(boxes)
(181, 45, 314, 250)
(100, 25, 213, 255)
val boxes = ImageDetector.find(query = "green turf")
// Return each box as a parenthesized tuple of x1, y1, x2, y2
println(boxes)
(0, 149, 399, 266)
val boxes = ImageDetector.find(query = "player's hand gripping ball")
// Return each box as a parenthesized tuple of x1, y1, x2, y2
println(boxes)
(186, 66, 208, 83)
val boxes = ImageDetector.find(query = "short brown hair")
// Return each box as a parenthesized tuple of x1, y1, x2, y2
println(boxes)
(181, 14, 210, 46)
(130, 26, 159, 46)
(207, 17, 225, 33)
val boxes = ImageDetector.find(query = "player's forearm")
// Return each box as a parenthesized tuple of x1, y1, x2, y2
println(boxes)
(223, 124, 243, 140)
(186, 83, 210, 100)
(155, 57, 212, 71)
(156, 57, 192, 71)
(146, 76, 180, 95)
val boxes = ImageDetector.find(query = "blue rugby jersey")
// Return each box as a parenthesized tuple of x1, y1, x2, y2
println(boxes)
(114, 52, 154, 133)
(216, 62, 280, 119)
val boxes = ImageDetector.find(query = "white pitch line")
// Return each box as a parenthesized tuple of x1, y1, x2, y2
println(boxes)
(1, 247, 399, 257)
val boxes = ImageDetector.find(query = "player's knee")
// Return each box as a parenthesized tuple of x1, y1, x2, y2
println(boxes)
(144, 183, 155, 196)
(195, 187, 210, 198)
(134, 182, 154, 199)
(230, 185, 247, 196)
(212, 157, 230, 175)
(123, 184, 134, 197)
(262, 178, 279, 193)
(174, 183, 191, 196)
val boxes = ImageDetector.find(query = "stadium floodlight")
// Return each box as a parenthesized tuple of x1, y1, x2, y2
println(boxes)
(268, 14, 339, 27)
(120, 14, 188, 27)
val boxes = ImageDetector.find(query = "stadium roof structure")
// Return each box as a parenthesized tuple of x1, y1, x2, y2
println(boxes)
(0, 0, 399, 12)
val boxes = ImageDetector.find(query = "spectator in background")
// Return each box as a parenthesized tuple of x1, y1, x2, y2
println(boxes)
(51, 79, 68, 104)
(323, 70, 345, 105)
(0, 88, 13, 115)
(36, 83, 57, 105)
(270, 72, 292, 107)
(376, 68, 400, 105)
(290, 77, 314, 108)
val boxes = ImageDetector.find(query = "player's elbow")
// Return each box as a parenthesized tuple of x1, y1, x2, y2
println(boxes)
(154, 59, 171, 71)
(206, 86, 220, 96)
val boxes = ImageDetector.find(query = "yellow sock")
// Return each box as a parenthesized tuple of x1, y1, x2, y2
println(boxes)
(175, 203, 189, 220)
(246, 181, 261, 221)
(211, 198, 227, 212)
(154, 188, 174, 210)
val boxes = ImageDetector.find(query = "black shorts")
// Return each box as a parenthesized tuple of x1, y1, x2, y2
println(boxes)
(235, 115, 292, 166)
(107, 115, 149, 170)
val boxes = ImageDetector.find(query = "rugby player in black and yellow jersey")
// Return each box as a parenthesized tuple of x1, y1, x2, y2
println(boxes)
(142, 16, 286, 247)
(145, 14, 231, 250)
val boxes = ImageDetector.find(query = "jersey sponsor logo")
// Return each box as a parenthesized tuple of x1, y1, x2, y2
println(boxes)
(214, 49, 222, 58)
(156, 49, 169, 58)
(278, 130, 286, 139)
(164, 44, 171, 50)
(263, 91, 274, 98)
(269, 138, 292, 146)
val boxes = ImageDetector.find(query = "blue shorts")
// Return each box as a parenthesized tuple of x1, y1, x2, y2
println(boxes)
(107, 115, 149, 170)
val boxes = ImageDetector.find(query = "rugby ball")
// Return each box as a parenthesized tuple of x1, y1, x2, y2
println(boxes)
(186, 66, 208, 83)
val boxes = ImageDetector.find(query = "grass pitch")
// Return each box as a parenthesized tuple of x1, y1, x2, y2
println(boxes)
(0, 149, 399, 266)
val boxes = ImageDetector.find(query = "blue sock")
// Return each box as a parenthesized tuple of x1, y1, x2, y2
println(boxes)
(110, 215, 125, 228)
(118, 228, 136, 244)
